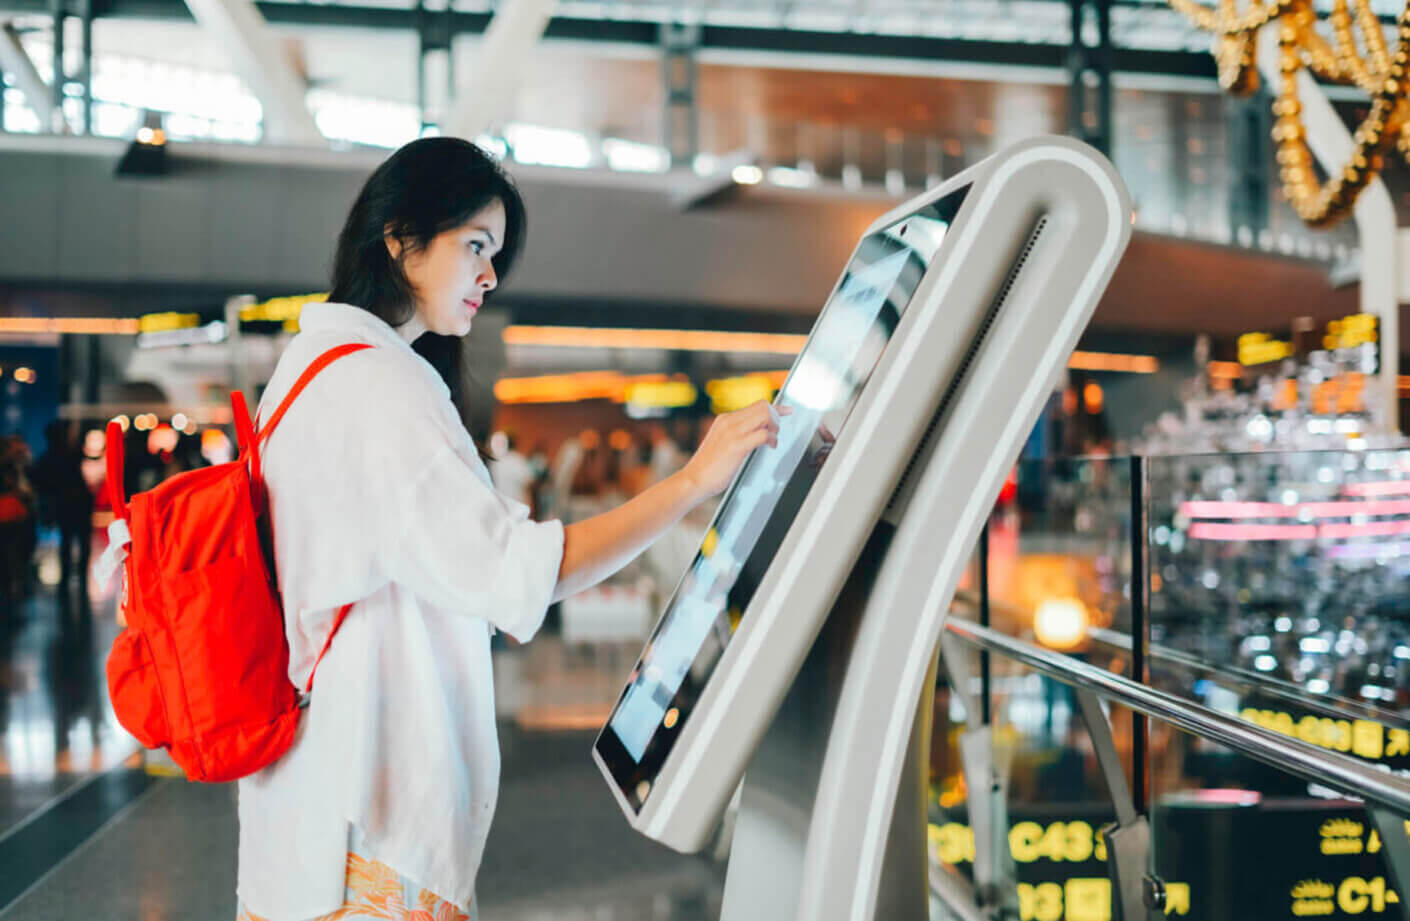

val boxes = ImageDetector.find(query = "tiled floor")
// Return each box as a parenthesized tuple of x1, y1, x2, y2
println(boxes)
(0, 552, 723, 921)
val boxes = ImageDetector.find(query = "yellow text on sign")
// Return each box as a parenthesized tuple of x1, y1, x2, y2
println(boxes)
(1325, 313, 1378, 350)
(138, 312, 199, 333)
(1241, 709, 1407, 762)
(1016, 879, 1190, 920)
(1239, 332, 1294, 366)
(929, 821, 1108, 866)
(1338, 877, 1400, 915)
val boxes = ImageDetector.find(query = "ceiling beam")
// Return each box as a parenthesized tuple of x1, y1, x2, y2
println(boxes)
(1, 0, 1218, 79)
(0, 23, 58, 130)
(443, 0, 557, 139)
(175, 0, 323, 144)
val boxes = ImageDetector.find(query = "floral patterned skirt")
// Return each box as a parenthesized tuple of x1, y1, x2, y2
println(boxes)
(237, 831, 477, 921)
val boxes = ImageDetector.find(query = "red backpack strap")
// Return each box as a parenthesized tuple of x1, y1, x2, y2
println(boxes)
(238, 342, 372, 517)
(104, 421, 128, 521)
(254, 343, 373, 699)
(305, 602, 355, 695)
(258, 343, 374, 448)
(231, 390, 261, 503)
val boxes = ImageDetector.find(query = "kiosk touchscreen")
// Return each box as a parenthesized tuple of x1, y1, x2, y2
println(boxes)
(594, 137, 1132, 863)
(597, 185, 965, 782)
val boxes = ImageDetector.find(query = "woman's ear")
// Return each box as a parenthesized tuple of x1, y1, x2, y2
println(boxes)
(383, 223, 404, 261)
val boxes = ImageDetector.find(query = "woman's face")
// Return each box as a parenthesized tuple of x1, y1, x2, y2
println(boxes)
(397, 198, 506, 338)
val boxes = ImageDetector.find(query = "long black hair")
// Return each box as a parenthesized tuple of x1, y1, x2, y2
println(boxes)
(329, 137, 527, 427)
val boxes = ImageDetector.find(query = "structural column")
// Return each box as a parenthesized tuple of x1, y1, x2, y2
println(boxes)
(1066, 0, 1112, 155)
(78, 0, 92, 134)
(50, 0, 66, 133)
(1255, 27, 1400, 433)
(416, 0, 454, 131)
(661, 19, 699, 169)
(1228, 90, 1271, 238)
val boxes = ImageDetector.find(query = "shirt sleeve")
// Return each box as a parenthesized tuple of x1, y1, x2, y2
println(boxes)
(385, 442, 564, 642)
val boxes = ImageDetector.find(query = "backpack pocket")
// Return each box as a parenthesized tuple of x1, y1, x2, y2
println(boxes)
(106, 630, 171, 750)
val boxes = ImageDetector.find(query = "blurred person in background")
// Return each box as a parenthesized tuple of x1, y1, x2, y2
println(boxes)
(618, 433, 653, 497)
(121, 424, 163, 497)
(0, 435, 36, 607)
(649, 421, 689, 485)
(488, 431, 534, 509)
(30, 420, 95, 599)
(545, 434, 583, 521)
(526, 443, 549, 518)
(224, 137, 783, 921)
(566, 431, 610, 524)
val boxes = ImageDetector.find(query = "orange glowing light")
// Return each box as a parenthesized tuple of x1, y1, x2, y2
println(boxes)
(148, 424, 179, 455)
(1034, 598, 1089, 651)
(1082, 381, 1104, 415)
(494, 371, 666, 405)
(1067, 351, 1159, 374)
(0, 318, 139, 335)
(503, 325, 808, 355)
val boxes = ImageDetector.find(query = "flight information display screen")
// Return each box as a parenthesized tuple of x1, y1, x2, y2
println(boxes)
(596, 184, 971, 811)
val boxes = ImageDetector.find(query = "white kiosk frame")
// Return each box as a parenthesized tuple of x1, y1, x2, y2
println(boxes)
(594, 136, 1132, 920)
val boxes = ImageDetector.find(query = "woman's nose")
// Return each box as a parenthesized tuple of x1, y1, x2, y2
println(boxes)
(479, 263, 498, 291)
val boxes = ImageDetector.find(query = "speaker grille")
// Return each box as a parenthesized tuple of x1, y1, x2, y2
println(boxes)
(885, 215, 1051, 517)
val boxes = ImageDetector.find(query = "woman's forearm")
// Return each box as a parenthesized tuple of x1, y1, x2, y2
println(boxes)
(550, 400, 783, 604)
(552, 469, 706, 603)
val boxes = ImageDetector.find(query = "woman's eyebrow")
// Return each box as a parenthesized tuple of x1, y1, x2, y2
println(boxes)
(471, 226, 498, 246)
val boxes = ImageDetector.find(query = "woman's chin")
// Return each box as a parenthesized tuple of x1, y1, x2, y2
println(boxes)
(434, 317, 473, 337)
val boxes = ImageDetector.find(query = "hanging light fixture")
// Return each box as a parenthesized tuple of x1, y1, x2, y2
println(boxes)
(1169, 0, 1410, 226)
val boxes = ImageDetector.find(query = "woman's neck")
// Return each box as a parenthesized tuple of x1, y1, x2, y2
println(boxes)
(398, 313, 427, 344)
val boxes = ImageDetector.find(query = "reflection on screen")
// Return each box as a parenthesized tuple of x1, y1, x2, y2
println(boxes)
(604, 185, 971, 770)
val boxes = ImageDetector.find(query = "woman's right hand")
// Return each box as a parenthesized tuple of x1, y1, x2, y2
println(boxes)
(681, 401, 786, 500)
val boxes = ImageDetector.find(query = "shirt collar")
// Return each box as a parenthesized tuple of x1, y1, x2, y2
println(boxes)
(298, 301, 415, 352)
(297, 301, 453, 402)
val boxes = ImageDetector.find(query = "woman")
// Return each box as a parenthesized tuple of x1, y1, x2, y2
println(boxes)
(236, 137, 782, 921)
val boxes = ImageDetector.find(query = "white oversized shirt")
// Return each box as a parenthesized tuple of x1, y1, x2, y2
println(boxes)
(236, 302, 565, 920)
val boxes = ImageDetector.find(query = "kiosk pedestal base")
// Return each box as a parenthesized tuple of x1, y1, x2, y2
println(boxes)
(721, 546, 934, 921)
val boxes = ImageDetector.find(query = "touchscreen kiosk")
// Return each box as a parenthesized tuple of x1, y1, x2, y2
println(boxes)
(594, 137, 1132, 866)
(597, 186, 964, 783)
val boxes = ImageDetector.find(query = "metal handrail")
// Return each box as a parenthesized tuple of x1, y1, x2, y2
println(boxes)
(952, 589, 1410, 730)
(1084, 624, 1410, 731)
(943, 617, 1410, 817)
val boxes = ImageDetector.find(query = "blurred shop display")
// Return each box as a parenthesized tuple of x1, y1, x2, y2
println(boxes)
(1139, 314, 1400, 456)
(931, 448, 1410, 920)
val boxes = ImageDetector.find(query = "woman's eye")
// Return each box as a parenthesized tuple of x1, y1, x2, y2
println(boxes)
(469, 240, 484, 255)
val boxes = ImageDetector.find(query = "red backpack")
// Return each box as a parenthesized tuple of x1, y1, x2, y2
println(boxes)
(104, 343, 370, 782)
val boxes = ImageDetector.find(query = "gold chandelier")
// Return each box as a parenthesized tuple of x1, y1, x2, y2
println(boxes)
(1169, 0, 1410, 226)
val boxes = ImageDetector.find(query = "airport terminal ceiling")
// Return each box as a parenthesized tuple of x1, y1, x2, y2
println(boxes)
(10, 4, 1410, 237)
(0, 0, 1399, 355)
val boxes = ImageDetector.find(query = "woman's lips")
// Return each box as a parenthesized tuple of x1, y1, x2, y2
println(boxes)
(462, 298, 480, 314)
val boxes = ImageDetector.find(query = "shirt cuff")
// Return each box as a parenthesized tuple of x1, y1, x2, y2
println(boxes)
(495, 517, 564, 643)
